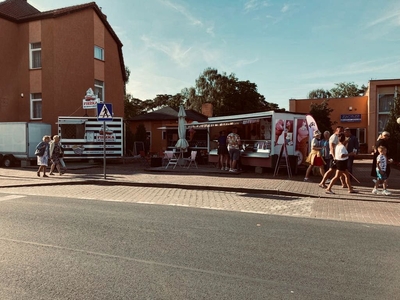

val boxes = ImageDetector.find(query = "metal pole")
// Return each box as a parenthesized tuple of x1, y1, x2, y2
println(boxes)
(103, 121, 106, 179)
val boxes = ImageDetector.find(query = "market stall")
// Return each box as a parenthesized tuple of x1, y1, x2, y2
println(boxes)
(192, 111, 308, 169)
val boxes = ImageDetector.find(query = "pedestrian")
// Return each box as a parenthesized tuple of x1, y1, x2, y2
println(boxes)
(372, 146, 391, 195)
(321, 131, 331, 172)
(217, 131, 229, 170)
(325, 133, 357, 194)
(35, 135, 51, 177)
(371, 131, 391, 179)
(226, 127, 241, 173)
(304, 130, 325, 181)
(49, 135, 63, 175)
(319, 126, 344, 188)
(344, 127, 359, 176)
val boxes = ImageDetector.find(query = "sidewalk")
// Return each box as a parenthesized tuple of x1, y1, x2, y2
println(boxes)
(0, 159, 399, 203)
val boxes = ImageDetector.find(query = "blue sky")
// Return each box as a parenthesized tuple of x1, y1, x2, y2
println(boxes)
(30, 0, 400, 110)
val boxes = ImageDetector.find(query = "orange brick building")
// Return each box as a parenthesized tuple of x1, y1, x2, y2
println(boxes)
(289, 79, 400, 154)
(0, 0, 126, 136)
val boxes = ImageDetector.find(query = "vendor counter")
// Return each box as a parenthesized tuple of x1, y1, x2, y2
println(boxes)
(209, 140, 273, 168)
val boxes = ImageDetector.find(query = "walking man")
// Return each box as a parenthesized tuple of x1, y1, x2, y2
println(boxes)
(227, 127, 241, 173)
(319, 126, 344, 188)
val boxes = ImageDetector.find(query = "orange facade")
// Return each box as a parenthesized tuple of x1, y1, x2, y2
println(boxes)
(289, 79, 400, 153)
(0, 1, 125, 136)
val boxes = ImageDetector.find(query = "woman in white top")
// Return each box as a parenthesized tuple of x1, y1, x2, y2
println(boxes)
(325, 133, 356, 194)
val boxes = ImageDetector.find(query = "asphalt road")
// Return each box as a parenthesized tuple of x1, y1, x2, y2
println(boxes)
(0, 193, 399, 300)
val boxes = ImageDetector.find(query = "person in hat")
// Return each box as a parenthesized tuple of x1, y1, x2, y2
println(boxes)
(304, 130, 325, 181)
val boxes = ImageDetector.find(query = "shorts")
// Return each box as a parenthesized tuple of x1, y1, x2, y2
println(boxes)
(229, 148, 240, 161)
(336, 160, 347, 171)
(218, 146, 228, 155)
(376, 169, 388, 180)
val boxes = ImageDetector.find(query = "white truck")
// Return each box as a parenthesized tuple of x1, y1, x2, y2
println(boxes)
(57, 116, 124, 160)
(0, 122, 52, 167)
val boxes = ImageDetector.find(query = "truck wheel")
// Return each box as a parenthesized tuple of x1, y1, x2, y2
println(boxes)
(3, 155, 14, 168)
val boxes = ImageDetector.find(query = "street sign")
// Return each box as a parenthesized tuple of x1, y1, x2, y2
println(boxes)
(97, 103, 113, 121)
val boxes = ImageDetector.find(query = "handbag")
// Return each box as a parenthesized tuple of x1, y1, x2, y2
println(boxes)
(35, 145, 45, 156)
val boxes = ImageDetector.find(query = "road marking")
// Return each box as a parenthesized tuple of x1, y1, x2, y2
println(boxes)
(0, 195, 26, 202)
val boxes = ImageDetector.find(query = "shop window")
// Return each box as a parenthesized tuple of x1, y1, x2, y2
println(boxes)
(94, 80, 104, 102)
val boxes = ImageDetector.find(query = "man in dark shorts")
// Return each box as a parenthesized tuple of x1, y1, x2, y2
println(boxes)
(226, 127, 241, 173)
(217, 131, 229, 170)
(319, 126, 343, 188)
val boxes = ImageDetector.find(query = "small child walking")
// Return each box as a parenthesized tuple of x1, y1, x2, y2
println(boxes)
(372, 146, 391, 195)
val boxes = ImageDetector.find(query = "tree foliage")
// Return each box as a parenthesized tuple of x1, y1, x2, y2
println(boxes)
(185, 68, 281, 116)
(309, 100, 335, 134)
(308, 88, 331, 99)
(307, 82, 367, 99)
(125, 67, 282, 118)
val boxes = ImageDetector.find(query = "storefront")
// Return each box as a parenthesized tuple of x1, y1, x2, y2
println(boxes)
(191, 111, 308, 169)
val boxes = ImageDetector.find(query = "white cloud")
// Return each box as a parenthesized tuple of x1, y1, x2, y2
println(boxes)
(141, 35, 193, 67)
(234, 58, 259, 68)
(301, 57, 400, 80)
(159, 0, 202, 26)
(281, 4, 289, 13)
(366, 8, 400, 29)
(244, 0, 271, 13)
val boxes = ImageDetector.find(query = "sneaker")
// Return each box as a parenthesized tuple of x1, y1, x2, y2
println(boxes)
(224, 167, 229, 171)
(229, 169, 233, 172)
(382, 190, 391, 196)
(372, 189, 379, 194)
(304, 178, 309, 182)
(221, 167, 224, 170)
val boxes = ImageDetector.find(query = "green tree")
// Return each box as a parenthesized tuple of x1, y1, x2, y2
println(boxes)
(384, 95, 400, 161)
(330, 82, 365, 98)
(307, 88, 331, 99)
(185, 67, 281, 116)
(307, 82, 367, 99)
(309, 100, 335, 134)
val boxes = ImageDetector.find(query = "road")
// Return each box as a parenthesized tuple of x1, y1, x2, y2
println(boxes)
(0, 190, 399, 300)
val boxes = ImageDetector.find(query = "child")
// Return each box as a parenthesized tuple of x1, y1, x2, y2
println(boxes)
(372, 146, 391, 195)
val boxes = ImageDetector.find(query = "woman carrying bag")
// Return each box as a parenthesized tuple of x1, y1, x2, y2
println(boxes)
(35, 135, 51, 177)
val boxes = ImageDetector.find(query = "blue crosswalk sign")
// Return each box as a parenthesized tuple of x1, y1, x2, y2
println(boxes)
(97, 103, 113, 121)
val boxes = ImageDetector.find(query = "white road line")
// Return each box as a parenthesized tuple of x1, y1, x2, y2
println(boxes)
(0, 195, 26, 202)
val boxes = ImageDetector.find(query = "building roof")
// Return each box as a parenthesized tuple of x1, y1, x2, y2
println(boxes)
(0, 0, 39, 20)
(0, 0, 126, 81)
(129, 106, 209, 122)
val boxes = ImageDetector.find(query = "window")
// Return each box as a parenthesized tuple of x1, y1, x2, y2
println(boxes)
(377, 94, 394, 133)
(30, 93, 42, 119)
(30, 42, 41, 69)
(94, 46, 104, 60)
(94, 80, 104, 102)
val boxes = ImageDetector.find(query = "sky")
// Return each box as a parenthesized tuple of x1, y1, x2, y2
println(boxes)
(30, 0, 400, 110)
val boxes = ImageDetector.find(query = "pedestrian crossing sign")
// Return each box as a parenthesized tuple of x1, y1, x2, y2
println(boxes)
(97, 103, 113, 121)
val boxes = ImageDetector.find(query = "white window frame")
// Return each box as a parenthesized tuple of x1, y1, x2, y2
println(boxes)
(30, 42, 42, 69)
(377, 94, 393, 133)
(30, 93, 42, 120)
(94, 46, 104, 60)
(94, 80, 104, 103)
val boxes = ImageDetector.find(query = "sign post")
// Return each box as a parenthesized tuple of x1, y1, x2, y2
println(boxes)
(97, 103, 113, 179)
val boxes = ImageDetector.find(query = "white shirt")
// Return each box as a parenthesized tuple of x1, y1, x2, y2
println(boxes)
(329, 134, 338, 156)
(335, 144, 348, 161)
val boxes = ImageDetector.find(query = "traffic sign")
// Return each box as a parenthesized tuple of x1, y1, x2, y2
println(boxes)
(97, 103, 113, 121)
